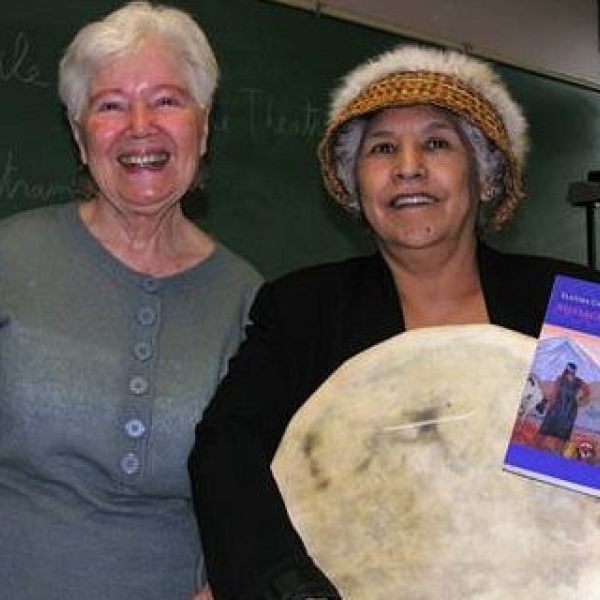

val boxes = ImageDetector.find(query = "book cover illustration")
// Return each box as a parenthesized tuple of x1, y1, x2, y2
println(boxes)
(504, 275, 600, 496)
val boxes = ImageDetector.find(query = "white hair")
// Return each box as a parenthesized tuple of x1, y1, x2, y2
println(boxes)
(58, 1, 218, 120)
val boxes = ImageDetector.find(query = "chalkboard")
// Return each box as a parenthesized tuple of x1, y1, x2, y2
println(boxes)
(3, 0, 600, 278)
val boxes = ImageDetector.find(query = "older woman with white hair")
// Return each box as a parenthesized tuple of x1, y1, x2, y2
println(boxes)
(0, 2, 261, 599)
(190, 44, 599, 599)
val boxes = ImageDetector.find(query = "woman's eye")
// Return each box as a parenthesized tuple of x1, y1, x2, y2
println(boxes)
(370, 141, 396, 154)
(425, 137, 451, 150)
(155, 96, 180, 108)
(96, 100, 124, 112)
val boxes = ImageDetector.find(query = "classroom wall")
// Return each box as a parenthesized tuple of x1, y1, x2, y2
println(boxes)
(3, 0, 600, 278)
(271, 0, 600, 90)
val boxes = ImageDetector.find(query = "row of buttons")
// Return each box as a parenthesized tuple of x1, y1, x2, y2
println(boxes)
(120, 278, 160, 477)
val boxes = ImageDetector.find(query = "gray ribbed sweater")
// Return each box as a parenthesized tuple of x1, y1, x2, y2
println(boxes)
(0, 202, 261, 599)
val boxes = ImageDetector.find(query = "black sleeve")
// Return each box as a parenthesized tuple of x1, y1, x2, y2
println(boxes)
(188, 255, 401, 600)
(188, 280, 342, 600)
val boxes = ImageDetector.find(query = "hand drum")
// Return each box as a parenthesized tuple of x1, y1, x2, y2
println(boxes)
(273, 325, 600, 600)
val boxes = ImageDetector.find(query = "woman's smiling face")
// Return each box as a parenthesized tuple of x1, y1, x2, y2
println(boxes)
(72, 38, 208, 215)
(356, 104, 480, 254)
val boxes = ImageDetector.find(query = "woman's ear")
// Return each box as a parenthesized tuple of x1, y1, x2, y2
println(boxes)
(480, 173, 504, 203)
(199, 108, 210, 158)
(480, 184, 493, 203)
(70, 118, 88, 165)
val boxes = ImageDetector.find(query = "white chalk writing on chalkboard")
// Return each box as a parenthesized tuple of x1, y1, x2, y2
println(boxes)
(1, 32, 49, 88)
(0, 151, 73, 203)
(241, 88, 325, 139)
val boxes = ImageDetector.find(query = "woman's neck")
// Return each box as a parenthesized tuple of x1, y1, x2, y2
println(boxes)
(79, 198, 214, 276)
(382, 240, 489, 329)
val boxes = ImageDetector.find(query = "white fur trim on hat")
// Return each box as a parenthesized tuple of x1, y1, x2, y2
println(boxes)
(329, 45, 528, 166)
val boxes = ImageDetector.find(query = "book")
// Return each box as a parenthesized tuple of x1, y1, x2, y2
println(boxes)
(503, 274, 600, 497)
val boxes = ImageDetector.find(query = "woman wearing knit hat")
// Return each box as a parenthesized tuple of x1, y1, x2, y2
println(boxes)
(190, 45, 599, 599)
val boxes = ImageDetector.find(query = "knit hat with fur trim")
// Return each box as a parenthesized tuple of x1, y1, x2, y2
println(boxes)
(318, 44, 528, 229)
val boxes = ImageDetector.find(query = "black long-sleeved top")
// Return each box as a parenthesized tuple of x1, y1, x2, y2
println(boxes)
(189, 244, 599, 600)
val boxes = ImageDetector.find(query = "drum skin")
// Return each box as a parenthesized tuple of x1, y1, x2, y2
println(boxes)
(272, 325, 600, 600)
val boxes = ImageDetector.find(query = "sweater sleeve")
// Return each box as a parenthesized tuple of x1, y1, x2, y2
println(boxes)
(188, 281, 342, 600)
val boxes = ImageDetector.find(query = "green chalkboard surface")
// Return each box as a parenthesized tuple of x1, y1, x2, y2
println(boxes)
(2, 0, 600, 277)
